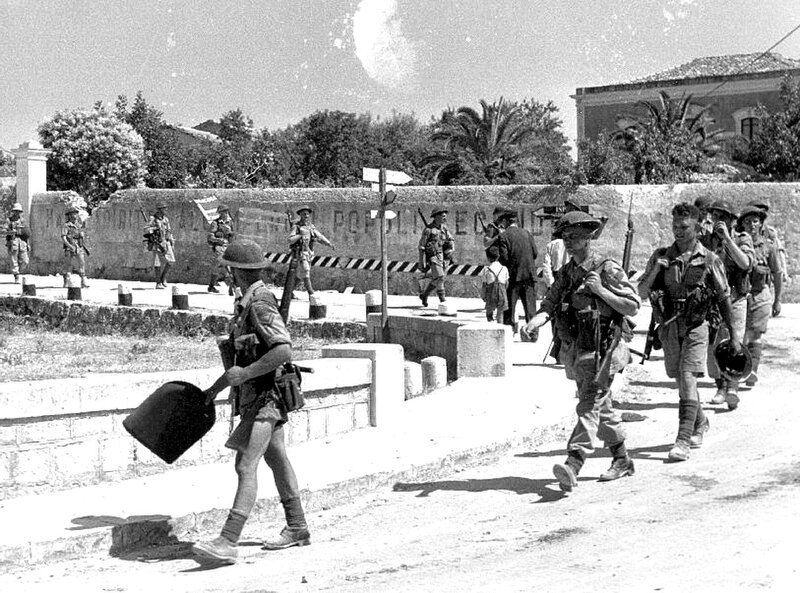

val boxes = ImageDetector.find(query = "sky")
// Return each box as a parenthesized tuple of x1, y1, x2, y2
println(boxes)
(2, 0, 800, 154)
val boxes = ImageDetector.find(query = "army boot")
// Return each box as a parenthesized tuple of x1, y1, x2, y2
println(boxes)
(262, 526, 311, 550)
(711, 378, 726, 405)
(726, 381, 740, 411)
(80, 276, 90, 289)
(192, 536, 238, 564)
(552, 453, 583, 492)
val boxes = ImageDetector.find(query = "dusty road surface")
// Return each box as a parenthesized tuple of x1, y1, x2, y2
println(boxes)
(2, 310, 799, 593)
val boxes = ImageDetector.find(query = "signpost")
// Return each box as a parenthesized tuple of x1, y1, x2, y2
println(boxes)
(362, 167, 411, 341)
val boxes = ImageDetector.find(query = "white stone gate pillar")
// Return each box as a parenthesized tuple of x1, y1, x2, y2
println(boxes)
(12, 140, 51, 216)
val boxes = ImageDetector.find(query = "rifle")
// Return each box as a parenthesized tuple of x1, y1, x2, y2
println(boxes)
(78, 235, 90, 256)
(417, 207, 430, 229)
(641, 313, 658, 364)
(594, 198, 636, 382)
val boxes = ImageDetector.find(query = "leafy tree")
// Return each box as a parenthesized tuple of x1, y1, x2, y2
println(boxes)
(611, 91, 713, 183)
(574, 133, 635, 184)
(116, 91, 188, 188)
(423, 97, 572, 185)
(0, 151, 14, 177)
(38, 105, 145, 207)
(746, 75, 800, 181)
(218, 108, 254, 145)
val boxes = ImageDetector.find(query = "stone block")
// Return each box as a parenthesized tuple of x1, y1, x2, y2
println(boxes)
(457, 323, 512, 377)
(308, 408, 327, 440)
(322, 343, 404, 427)
(14, 445, 52, 486)
(100, 437, 135, 474)
(0, 450, 14, 487)
(16, 419, 72, 444)
(326, 404, 355, 436)
(52, 440, 101, 483)
(421, 356, 447, 392)
(354, 401, 370, 429)
(71, 416, 114, 439)
(404, 361, 423, 400)
(286, 410, 309, 446)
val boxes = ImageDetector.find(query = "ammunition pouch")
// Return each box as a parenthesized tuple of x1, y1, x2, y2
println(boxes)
(273, 362, 305, 413)
(424, 242, 439, 258)
(684, 287, 713, 329)
(750, 264, 771, 294)
(649, 290, 666, 324)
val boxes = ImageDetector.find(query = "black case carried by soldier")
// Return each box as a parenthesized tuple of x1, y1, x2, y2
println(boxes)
(123, 381, 216, 464)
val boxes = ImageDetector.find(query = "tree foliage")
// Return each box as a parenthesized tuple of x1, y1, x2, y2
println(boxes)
(38, 105, 145, 207)
(423, 97, 572, 185)
(746, 75, 800, 181)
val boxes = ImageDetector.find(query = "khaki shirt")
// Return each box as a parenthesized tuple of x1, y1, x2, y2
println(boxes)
(61, 221, 83, 251)
(700, 230, 754, 299)
(418, 223, 453, 257)
(290, 222, 331, 260)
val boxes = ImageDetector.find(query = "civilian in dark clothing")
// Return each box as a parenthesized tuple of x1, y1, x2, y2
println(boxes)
(498, 210, 539, 331)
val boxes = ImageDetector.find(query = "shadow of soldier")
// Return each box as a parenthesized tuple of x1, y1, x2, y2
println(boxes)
(392, 476, 568, 503)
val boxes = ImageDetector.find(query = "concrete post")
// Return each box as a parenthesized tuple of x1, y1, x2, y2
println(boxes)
(12, 140, 51, 217)
(421, 356, 447, 392)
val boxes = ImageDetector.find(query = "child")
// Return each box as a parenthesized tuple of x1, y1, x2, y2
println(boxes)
(481, 246, 509, 323)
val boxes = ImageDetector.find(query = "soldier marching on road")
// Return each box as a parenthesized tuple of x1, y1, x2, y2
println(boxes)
(418, 207, 454, 307)
(701, 200, 754, 410)
(638, 202, 742, 462)
(738, 205, 783, 387)
(521, 211, 640, 492)
(207, 204, 235, 294)
(144, 203, 176, 289)
(288, 207, 335, 296)
(60, 205, 90, 288)
(4, 202, 30, 283)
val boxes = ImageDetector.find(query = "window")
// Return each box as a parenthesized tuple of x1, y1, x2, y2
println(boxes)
(741, 117, 760, 140)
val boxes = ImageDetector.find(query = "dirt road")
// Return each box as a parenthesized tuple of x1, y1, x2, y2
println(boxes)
(2, 311, 799, 593)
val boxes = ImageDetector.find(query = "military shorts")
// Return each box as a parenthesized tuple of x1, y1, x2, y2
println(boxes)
(660, 322, 708, 378)
(153, 242, 176, 266)
(295, 257, 312, 280)
(225, 394, 287, 453)
(746, 288, 772, 335)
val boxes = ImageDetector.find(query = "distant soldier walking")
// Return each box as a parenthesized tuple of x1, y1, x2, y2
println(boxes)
(4, 202, 30, 283)
(288, 207, 335, 296)
(418, 208, 454, 306)
(60, 205, 89, 288)
(144, 203, 176, 289)
(207, 204, 235, 294)
(638, 202, 742, 462)
(701, 200, 754, 410)
(521, 211, 639, 492)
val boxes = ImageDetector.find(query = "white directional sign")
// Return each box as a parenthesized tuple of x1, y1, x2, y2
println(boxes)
(370, 209, 397, 219)
(371, 183, 396, 193)
(362, 167, 412, 185)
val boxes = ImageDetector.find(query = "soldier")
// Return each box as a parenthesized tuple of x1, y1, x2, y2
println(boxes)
(638, 203, 742, 462)
(744, 199, 788, 301)
(701, 200, 754, 410)
(288, 207, 335, 295)
(4, 202, 29, 283)
(738, 205, 783, 387)
(694, 195, 715, 239)
(418, 208, 454, 306)
(144, 203, 175, 289)
(482, 206, 507, 251)
(60, 205, 90, 288)
(521, 211, 639, 492)
(207, 204, 235, 294)
(193, 240, 310, 565)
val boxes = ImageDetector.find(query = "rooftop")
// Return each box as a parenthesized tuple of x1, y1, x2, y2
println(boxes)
(629, 52, 800, 84)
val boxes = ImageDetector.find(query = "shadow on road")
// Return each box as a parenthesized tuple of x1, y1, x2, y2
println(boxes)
(393, 476, 567, 503)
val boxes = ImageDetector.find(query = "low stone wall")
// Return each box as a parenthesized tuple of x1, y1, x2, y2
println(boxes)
(365, 313, 511, 380)
(14, 183, 800, 300)
(0, 358, 372, 500)
(0, 294, 366, 341)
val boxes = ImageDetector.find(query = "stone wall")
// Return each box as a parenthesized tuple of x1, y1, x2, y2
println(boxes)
(14, 183, 800, 300)
(0, 358, 372, 499)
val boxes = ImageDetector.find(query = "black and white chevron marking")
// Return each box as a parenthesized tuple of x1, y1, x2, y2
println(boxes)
(263, 252, 485, 276)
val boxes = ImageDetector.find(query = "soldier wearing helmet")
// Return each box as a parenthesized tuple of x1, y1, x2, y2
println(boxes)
(193, 240, 310, 565)
(4, 202, 30, 283)
(638, 202, 742, 462)
(738, 205, 782, 388)
(700, 200, 754, 410)
(60, 204, 90, 288)
(521, 211, 640, 491)
(418, 207, 454, 306)
(206, 203, 235, 294)
(288, 207, 335, 295)
(143, 203, 175, 288)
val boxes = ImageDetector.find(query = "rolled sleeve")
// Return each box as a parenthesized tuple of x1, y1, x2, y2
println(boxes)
(250, 300, 292, 350)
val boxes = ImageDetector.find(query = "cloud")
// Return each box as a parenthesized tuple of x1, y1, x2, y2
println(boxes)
(352, 0, 418, 91)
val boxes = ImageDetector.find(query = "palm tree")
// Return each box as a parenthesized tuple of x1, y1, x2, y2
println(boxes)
(423, 97, 534, 184)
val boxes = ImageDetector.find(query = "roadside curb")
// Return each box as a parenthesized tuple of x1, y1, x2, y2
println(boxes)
(0, 414, 570, 568)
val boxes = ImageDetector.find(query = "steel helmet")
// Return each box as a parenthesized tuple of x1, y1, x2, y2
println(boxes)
(714, 338, 753, 382)
(220, 240, 269, 269)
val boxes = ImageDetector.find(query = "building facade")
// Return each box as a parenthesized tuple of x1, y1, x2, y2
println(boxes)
(573, 53, 800, 145)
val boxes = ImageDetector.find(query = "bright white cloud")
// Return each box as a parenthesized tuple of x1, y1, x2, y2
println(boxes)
(352, 0, 418, 91)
